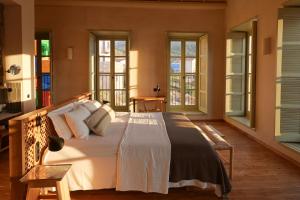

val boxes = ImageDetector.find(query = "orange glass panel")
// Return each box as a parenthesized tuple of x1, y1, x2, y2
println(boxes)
(34, 40, 37, 56)
(42, 57, 50, 73)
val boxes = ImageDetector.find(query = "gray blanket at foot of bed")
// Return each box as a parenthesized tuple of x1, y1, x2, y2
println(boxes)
(162, 112, 231, 195)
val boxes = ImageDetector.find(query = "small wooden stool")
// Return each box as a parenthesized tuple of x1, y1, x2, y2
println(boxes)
(20, 164, 71, 200)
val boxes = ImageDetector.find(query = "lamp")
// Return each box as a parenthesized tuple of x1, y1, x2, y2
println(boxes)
(48, 135, 64, 152)
(153, 84, 161, 97)
(6, 64, 21, 75)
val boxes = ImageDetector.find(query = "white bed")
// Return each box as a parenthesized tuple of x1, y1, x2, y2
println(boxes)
(43, 112, 129, 191)
(43, 112, 220, 195)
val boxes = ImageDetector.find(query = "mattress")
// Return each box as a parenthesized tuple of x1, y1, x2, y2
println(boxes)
(43, 112, 129, 191)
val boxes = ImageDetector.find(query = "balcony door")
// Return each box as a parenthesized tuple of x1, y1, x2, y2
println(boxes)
(168, 38, 201, 111)
(97, 38, 129, 111)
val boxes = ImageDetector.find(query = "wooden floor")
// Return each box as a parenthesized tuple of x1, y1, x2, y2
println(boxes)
(1, 121, 300, 200)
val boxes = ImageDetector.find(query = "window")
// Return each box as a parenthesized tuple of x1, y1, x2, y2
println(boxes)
(96, 37, 129, 111)
(225, 20, 257, 128)
(35, 33, 52, 108)
(168, 34, 208, 112)
(276, 8, 300, 150)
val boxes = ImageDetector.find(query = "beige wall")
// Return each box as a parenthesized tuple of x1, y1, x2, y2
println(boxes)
(3, 0, 35, 112)
(225, 0, 300, 165)
(35, 4, 226, 119)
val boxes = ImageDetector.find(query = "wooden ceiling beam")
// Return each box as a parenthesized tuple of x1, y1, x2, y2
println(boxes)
(36, 0, 226, 10)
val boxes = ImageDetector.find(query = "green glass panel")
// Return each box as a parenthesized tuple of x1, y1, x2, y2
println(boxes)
(41, 40, 50, 56)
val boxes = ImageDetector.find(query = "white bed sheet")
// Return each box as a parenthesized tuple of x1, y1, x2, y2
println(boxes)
(43, 112, 129, 191)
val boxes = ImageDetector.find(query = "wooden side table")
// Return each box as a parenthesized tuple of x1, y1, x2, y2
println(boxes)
(20, 164, 71, 200)
(130, 96, 166, 112)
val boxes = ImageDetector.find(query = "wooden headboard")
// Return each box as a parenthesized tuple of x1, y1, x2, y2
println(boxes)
(9, 92, 92, 200)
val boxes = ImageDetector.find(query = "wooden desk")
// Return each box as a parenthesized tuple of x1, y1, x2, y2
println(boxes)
(130, 96, 166, 112)
(0, 112, 22, 152)
(20, 164, 72, 200)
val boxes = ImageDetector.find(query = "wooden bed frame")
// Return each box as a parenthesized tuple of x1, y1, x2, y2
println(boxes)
(9, 92, 92, 200)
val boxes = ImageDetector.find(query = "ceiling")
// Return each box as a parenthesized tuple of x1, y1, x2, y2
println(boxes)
(35, 0, 227, 9)
(36, 0, 226, 3)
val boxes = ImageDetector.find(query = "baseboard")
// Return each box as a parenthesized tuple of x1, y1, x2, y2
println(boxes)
(192, 119, 224, 122)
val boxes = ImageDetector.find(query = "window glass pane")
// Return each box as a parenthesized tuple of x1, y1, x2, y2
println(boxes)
(115, 90, 126, 106)
(226, 76, 243, 93)
(42, 74, 51, 90)
(41, 40, 50, 56)
(99, 40, 111, 56)
(99, 75, 110, 89)
(115, 40, 126, 56)
(42, 91, 51, 107)
(185, 58, 196, 73)
(185, 90, 196, 105)
(115, 74, 126, 90)
(229, 38, 244, 55)
(115, 57, 126, 73)
(185, 41, 196, 57)
(226, 57, 244, 74)
(170, 58, 181, 73)
(169, 75, 181, 106)
(34, 40, 37, 56)
(99, 90, 110, 102)
(42, 57, 50, 73)
(185, 75, 196, 90)
(99, 57, 110, 73)
(171, 41, 181, 57)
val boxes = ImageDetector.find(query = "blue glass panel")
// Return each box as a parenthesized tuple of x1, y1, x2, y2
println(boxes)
(42, 73, 51, 90)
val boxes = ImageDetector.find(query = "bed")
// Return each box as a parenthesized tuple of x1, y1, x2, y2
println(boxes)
(43, 111, 231, 197)
(9, 93, 231, 200)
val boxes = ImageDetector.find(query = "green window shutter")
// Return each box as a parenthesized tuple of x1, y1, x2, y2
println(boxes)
(276, 8, 300, 136)
(225, 32, 247, 116)
(89, 33, 97, 100)
(199, 35, 208, 113)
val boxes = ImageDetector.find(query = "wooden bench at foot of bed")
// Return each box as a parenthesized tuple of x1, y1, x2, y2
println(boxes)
(199, 123, 234, 180)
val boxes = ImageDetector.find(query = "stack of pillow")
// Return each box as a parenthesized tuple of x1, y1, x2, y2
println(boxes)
(48, 99, 115, 140)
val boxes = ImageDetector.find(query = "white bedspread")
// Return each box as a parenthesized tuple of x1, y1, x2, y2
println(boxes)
(43, 112, 129, 191)
(116, 112, 171, 194)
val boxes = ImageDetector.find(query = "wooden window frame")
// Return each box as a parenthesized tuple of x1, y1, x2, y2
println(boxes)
(275, 8, 300, 139)
(167, 36, 200, 112)
(96, 36, 129, 111)
(35, 32, 53, 109)
(225, 20, 257, 128)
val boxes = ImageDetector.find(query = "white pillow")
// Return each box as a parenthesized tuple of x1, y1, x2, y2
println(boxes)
(48, 103, 74, 140)
(65, 106, 91, 139)
(82, 100, 102, 113)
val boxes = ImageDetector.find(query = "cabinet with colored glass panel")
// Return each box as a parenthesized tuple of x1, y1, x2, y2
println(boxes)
(35, 33, 52, 108)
